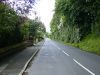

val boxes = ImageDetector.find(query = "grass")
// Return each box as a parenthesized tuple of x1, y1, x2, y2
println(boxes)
(53, 34, 100, 55)
(65, 35, 100, 55)
(78, 35, 100, 55)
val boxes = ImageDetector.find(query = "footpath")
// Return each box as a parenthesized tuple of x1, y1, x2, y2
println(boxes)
(0, 41, 44, 75)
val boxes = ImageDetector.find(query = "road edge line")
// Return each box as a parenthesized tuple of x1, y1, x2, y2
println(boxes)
(19, 49, 39, 75)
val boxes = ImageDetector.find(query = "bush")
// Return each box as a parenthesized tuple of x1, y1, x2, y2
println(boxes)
(0, 3, 23, 48)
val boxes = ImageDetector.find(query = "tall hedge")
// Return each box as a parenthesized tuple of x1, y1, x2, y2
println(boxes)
(0, 3, 23, 47)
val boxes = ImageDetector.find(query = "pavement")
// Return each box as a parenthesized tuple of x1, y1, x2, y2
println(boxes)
(0, 41, 44, 75)
(24, 38, 100, 75)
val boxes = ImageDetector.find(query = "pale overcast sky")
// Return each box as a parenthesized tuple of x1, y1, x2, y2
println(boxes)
(35, 0, 55, 33)
(9, 0, 55, 33)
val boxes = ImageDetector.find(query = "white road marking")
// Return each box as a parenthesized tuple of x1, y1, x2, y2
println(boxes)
(51, 41, 95, 75)
(51, 42, 70, 56)
(62, 51, 70, 56)
(51, 42, 61, 50)
(73, 59, 95, 75)
(0, 64, 8, 72)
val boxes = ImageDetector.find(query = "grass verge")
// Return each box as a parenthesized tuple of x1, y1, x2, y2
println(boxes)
(78, 35, 100, 55)
(52, 35, 100, 55)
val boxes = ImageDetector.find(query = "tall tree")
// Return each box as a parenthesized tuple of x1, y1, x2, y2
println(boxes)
(51, 0, 100, 43)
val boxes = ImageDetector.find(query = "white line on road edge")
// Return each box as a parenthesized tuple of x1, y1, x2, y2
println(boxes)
(62, 51, 70, 56)
(73, 59, 95, 75)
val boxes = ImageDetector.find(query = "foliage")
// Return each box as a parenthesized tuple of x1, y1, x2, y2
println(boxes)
(51, 0, 100, 42)
(28, 19, 46, 42)
(21, 18, 46, 42)
(50, 0, 100, 54)
(0, 0, 36, 15)
(0, 3, 45, 48)
(50, 14, 60, 39)
(0, 3, 23, 47)
(78, 35, 100, 55)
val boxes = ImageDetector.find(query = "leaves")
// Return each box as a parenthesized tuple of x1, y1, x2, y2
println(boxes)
(50, 0, 100, 43)
(0, 1, 45, 48)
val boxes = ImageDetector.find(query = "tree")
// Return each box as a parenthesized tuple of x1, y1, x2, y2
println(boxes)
(50, 0, 100, 43)
(28, 19, 46, 42)
(0, 3, 23, 47)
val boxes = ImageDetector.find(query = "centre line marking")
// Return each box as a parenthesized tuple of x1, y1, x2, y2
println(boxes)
(51, 42, 70, 56)
(62, 51, 70, 56)
(73, 59, 95, 75)
(51, 42, 61, 50)
(51, 41, 95, 75)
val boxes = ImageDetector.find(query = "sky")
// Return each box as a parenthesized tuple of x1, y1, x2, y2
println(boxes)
(8, 0, 55, 33)
(34, 0, 55, 33)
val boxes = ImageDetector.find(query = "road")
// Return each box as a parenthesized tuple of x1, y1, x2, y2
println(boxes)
(0, 41, 44, 75)
(25, 38, 100, 75)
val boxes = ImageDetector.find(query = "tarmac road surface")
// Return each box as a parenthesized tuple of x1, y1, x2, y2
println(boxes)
(25, 38, 100, 75)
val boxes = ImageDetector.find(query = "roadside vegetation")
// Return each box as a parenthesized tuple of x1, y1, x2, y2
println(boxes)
(78, 34, 100, 55)
(0, 1, 45, 56)
(50, 0, 100, 55)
